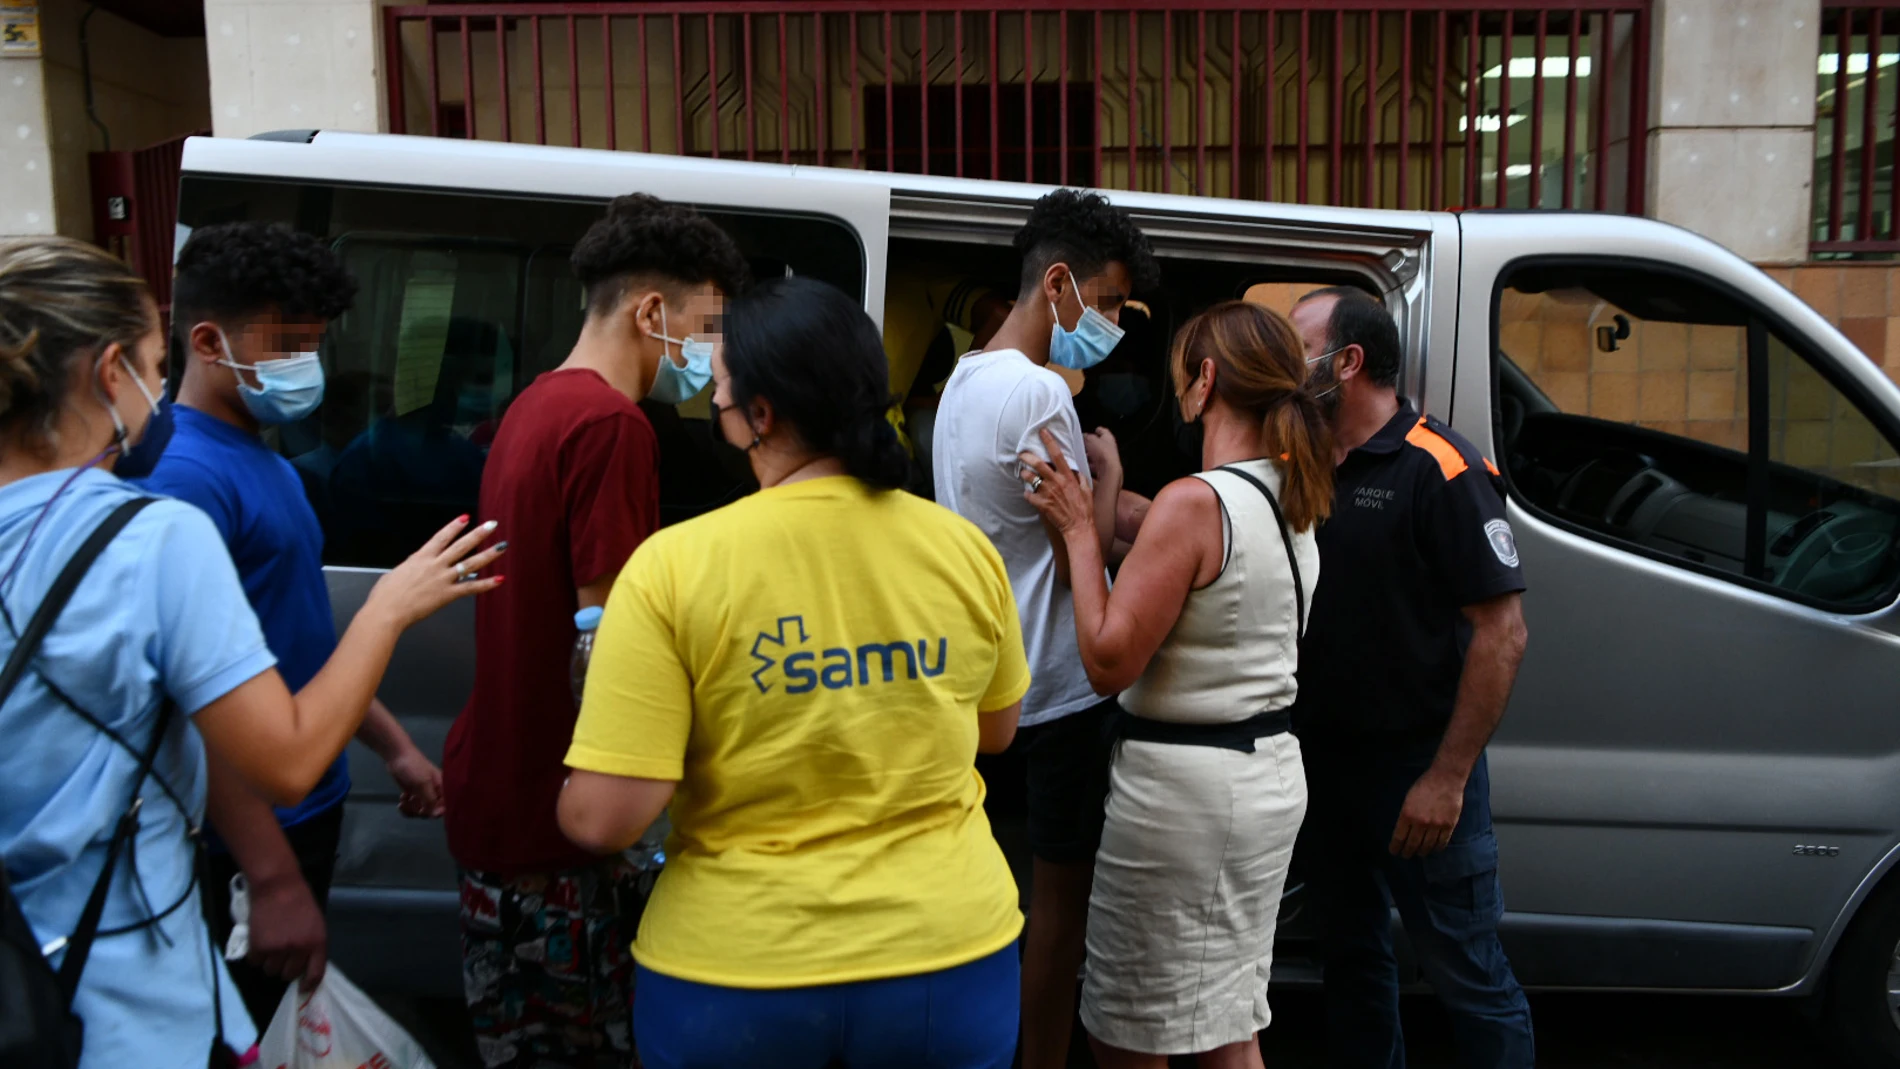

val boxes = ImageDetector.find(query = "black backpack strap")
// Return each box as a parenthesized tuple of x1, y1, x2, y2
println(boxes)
(1214, 465, 1306, 638)
(0, 497, 160, 1003)
(0, 498, 156, 709)
(54, 702, 173, 1002)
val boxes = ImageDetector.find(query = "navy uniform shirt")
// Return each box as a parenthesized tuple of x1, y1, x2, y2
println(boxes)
(1291, 403, 1526, 746)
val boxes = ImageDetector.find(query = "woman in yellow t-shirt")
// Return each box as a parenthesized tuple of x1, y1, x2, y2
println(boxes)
(557, 276, 1031, 1069)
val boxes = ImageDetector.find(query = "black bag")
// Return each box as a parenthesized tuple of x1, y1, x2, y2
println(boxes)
(0, 497, 165, 1069)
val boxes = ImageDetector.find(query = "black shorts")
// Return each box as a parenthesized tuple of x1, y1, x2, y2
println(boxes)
(1019, 697, 1118, 865)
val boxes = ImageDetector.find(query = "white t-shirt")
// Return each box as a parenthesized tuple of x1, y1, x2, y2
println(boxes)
(933, 349, 1102, 727)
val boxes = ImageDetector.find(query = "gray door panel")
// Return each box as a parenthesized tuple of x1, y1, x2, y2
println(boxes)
(329, 569, 473, 893)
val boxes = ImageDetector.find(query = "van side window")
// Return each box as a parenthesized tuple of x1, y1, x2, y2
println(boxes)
(1494, 262, 1900, 611)
(176, 177, 865, 568)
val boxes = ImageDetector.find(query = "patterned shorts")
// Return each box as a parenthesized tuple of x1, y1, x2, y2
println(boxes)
(459, 857, 655, 1069)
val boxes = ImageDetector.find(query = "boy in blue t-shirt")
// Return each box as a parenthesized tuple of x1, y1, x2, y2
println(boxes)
(139, 222, 444, 1026)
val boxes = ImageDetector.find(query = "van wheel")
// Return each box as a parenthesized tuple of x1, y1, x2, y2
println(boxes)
(1826, 878, 1900, 1069)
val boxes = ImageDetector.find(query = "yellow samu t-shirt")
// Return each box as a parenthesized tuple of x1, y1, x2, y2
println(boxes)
(566, 475, 1031, 989)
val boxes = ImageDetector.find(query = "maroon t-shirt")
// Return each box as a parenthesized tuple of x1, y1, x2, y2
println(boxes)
(443, 369, 659, 875)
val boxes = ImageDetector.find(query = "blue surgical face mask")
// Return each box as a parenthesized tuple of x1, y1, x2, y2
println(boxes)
(648, 304, 714, 405)
(456, 386, 493, 424)
(1048, 272, 1126, 371)
(104, 354, 174, 479)
(219, 331, 325, 425)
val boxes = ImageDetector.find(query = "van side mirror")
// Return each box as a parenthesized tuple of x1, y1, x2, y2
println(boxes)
(1596, 314, 1631, 353)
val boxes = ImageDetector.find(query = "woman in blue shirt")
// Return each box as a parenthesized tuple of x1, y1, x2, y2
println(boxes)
(0, 237, 503, 1068)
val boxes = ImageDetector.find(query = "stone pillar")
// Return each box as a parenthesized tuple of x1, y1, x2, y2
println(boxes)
(1, 58, 60, 236)
(203, 0, 395, 137)
(1645, 0, 1819, 263)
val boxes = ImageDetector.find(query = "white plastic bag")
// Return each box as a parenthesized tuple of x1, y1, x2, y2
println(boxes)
(223, 873, 251, 960)
(257, 965, 436, 1069)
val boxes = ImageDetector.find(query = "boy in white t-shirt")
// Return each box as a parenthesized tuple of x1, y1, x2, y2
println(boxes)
(931, 189, 1159, 1069)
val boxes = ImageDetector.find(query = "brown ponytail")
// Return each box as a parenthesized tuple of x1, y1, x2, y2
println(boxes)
(1171, 300, 1334, 532)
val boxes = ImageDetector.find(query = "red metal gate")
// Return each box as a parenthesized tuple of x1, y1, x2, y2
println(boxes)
(385, 1, 1651, 214)
(89, 131, 200, 313)
(1817, 2, 1900, 256)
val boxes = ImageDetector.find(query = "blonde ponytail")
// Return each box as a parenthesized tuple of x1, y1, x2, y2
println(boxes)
(0, 238, 153, 457)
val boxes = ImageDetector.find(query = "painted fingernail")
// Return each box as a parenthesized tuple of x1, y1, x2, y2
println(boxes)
(493, 541, 509, 552)
(456, 514, 470, 525)
(493, 575, 506, 585)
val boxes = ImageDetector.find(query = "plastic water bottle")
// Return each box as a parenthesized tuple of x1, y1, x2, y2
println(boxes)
(571, 606, 603, 708)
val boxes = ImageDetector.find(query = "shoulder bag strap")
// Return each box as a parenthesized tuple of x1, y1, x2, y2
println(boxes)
(0, 496, 162, 1002)
(1214, 465, 1306, 638)
(0, 498, 156, 710)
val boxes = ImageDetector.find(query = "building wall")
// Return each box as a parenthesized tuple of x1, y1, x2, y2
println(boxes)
(1645, 0, 1819, 264)
(1772, 264, 1900, 386)
(204, 0, 392, 138)
(37, 0, 212, 242)
(0, 57, 58, 236)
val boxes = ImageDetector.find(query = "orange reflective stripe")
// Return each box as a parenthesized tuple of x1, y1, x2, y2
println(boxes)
(1484, 457, 1501, 476)
(1405, 418, 1469, 481)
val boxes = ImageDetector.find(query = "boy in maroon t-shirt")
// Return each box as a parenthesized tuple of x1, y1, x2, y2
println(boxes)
(442, 194, 748, 1068)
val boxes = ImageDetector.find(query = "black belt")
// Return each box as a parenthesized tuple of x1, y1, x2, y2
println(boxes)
(1114, 708, 1293, 754)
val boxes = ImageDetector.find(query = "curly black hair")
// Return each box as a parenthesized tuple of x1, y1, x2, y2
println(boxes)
(172, 222, 358, 329)
(571, 194, 751, 317)
(1013, 189, 1160, 298)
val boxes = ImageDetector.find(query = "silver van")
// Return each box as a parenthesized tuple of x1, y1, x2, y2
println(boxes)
(178, 130, 1900, 1067)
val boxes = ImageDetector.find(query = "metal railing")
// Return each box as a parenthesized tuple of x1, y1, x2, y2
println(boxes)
(1818, 2, 1900, 256)
(386, 1, 1651, 214)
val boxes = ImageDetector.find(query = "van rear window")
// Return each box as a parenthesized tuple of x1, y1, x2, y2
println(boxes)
(176, 176, 865, 568)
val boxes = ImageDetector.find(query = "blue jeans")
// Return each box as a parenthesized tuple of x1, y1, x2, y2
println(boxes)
(633, 944, 1020, 1069)
(1303, 746, 1534, 1069)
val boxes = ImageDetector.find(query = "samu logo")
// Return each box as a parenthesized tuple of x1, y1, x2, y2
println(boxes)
(749, 615, 948, 694)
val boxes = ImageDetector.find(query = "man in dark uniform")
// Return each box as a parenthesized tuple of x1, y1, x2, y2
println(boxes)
(1288, 286, 1535, 1069)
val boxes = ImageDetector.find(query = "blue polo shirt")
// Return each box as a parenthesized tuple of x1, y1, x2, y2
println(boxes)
(0, 468, 269, 1066)
(138, 404, 350, 826)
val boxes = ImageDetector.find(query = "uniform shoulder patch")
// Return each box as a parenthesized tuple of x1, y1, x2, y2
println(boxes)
(1404, 419, 1469, 481)
(1484, 518, 1520, 567)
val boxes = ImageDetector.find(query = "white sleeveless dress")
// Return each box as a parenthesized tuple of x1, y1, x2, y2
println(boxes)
(1079, 458, 1317, 1054)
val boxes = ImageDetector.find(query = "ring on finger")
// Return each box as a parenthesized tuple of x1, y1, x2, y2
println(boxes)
(1030, 476, 1045, 493)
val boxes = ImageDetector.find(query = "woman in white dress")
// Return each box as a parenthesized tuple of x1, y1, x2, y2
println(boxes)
(1019, 299, 1333, 1069)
